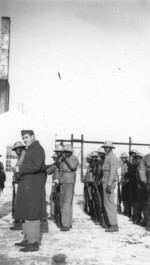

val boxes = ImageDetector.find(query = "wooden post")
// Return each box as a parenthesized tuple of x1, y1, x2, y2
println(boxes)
(81, 134, 84, 182)
(0, 17, 10, 114)
(71, 134, 73, 148)
(129, 137, 132, 162)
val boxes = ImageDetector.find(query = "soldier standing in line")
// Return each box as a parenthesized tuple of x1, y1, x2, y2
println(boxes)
(83, 153, 93, 215)
(46, 145, 64, 221)
(120, 152, 131, 218)
(14, 130, 46, 252)
(57, 144, 79, 232)
(0, 155, 6, 195)
(139, 152, 150, 230)
(96, 148, 109, 228)
(47, 153, 58, 220)
(134, 152, 144, 225)
(128, 149, 138, 222)
(10, 141, 26, 231)
(101, 141, 119, 232)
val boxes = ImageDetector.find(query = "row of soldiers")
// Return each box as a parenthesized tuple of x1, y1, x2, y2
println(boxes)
(83, 145, 150, 232)
(83, 141, 119, 232)
(120, 149, 150, 230)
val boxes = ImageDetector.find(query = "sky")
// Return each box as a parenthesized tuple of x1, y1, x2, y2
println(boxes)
(0, 0, 150, 159)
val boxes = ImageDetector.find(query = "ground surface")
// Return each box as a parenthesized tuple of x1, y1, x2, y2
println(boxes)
(0, 173, 150, 265)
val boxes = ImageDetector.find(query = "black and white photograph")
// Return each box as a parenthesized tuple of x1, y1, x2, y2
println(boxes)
(0, 0, 150, 264)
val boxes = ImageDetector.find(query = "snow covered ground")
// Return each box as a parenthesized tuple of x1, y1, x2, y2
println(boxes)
(0, 173, 150, 265)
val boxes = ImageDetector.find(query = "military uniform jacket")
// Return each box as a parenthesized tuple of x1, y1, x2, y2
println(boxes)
(102, 151, 118, 185)
(59, 155, 79, 184)
(84, 164, 93, 182)
(139, 154, 150, 184)
(14, 140, 46, 220)
(121, 160, 130, 184)
(0, 162, 6, 191)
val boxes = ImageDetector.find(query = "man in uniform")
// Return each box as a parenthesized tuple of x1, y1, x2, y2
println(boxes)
(128, 149, 138, 222)
(0, 155, 6, 195)
(97, 148, 109, 228)
(134, 152, 143, 225)
(83, 153, 93, 215)
(46, 145, 64, 222)
(139, 152, 150, 230)
(14, 130, 46, 252)
(120, 152, 131, 217)
(102, 141, 119, 232)
(10, 141, 26, 230)
(57, 144, 79, 231)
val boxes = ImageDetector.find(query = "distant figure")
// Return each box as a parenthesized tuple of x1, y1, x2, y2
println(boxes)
(102, 141, 119, 232)
(0, 155, 6, 195)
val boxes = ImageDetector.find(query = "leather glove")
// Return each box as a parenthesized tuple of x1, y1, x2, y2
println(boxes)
(106, 185, 111, 194)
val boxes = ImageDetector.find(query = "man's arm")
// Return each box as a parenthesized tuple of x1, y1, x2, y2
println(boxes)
(108, 156, 118, 185)
(63, 156, 79, 171)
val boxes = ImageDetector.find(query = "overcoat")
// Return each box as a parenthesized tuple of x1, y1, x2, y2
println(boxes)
(14, 140, 46, 220)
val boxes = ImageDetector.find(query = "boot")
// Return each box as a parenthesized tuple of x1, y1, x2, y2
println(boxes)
(14, 240, 28, 247)
(105, 225, 119, 232)
(60, 227, 70, 232)
(20, 242, 39, 252)
(10, 222, 22, 231)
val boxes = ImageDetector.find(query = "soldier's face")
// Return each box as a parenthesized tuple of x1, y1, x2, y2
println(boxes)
(104, 147, 112, 154)
(136, 157, 142, 164)
(22, 134, 35, 147)
(121, 157, 127, 162)
(15, 147, 24, 156)
(64, 152, 72, 158)
(56, 151, 62, 158)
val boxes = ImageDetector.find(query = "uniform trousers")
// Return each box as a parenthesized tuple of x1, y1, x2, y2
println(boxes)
(50, 185, 55, 216)
(60, 183, 74, 228)
(22, 220, 41, 244)
(103, 182, 118, 226)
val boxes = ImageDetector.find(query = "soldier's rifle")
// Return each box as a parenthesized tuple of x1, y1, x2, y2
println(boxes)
(12, 174, 16, 218)
(52, 182, 61, 227)
(117, 179, 122, 213)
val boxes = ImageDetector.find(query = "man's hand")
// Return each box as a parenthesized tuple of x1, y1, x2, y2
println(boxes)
(106, 185, 111, 194)
(15, 166, 19, 173)
(53, 179, 59, 185)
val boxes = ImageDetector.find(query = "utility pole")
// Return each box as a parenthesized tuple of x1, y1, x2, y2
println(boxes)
(0, 17, 10, 114)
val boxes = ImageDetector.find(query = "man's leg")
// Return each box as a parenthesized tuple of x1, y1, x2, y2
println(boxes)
(103, 183, 118, 231)
(25, 220, 40, 244)
(61, 184, 74, 230)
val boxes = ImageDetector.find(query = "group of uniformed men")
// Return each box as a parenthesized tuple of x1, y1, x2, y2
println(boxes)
(83, 143, 150, 233)
(9, 132, 150, 252)
(120, 149, 150, 230)
(83, 141, 119, 232)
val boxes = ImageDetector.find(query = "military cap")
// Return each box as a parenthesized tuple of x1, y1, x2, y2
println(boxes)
(135, 152, 143, 158)
(120, 152, 128, 158)
(102, 141, 115, 149)
(97, 147, 105, 154)
(53, 145, 64, 152)
(12, 141, 25, 151)
(63, 144, 73, 153)
(129, 149, 138, 155)
(21, 130, 34, 136)
(91, 151, 98, 157)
